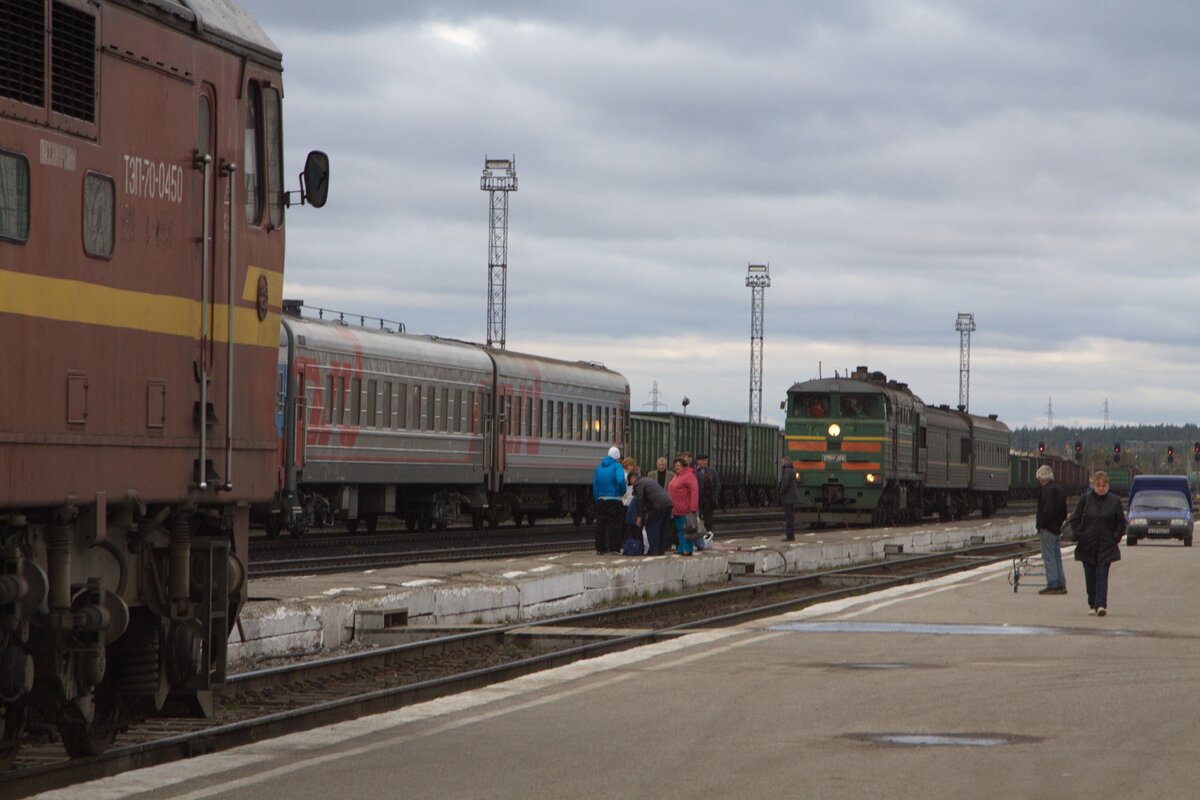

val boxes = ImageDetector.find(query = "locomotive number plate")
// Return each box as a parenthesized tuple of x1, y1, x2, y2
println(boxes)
(822, 453, 847, 463)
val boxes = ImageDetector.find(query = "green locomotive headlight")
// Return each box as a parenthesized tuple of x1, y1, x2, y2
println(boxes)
(828, 423, 841, 438)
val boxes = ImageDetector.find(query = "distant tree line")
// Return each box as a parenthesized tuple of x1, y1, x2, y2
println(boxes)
(1012, 424, 1200, 472)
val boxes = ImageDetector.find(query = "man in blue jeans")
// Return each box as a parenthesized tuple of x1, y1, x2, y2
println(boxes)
(1036, 464, 1068, 594)
(592, 446, 627, 554)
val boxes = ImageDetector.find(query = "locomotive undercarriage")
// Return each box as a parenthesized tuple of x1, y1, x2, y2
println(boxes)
(0, 501, 248, 766)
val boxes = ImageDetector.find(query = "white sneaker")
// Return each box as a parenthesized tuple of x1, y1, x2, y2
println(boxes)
(1088, 608, 1098, 616)
(702, 532, 714, 545)
(1097, 607, 1107, 617)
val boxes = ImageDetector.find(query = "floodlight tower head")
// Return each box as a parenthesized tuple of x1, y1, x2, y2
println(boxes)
(955, 312, 976, 334)
(745, 263, 771, 288)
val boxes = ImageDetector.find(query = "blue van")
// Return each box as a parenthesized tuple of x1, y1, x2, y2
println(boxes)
(1126, 475, 1194, 547)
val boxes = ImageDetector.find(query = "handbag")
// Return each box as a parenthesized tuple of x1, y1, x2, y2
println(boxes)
(684, 512, 706, 541)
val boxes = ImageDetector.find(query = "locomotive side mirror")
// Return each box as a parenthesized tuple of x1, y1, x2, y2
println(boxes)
(286, 150, 330, 208)
(302, 150, 329, 208)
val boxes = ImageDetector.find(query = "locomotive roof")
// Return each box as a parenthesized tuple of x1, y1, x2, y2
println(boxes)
(126, 0, 281, 62)
(788, 375, 926, 405)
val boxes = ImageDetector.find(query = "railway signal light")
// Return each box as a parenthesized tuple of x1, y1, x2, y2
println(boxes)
(1074, 441, 1082, 461)
(1113, 443, 1121, 463)
(1168, 445, 1175, 464)
(1194, 442, 1200, 463)
(1037, 442, 1045, 455)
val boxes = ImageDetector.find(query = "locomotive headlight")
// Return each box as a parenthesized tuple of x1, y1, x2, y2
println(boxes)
(865, 473, 876, 484)
(827, 423, 841, 438)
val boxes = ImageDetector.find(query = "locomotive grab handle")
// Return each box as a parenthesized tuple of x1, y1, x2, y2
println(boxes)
(221, 159, 238, 492)
(194, 151, 212, 490)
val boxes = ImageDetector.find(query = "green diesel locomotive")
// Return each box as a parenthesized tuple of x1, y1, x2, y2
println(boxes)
(785, 367, 1010, 526)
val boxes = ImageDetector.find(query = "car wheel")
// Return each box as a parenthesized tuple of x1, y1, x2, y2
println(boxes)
(1126, 536, 1137, 546)
(1185, 535, 1193, 547)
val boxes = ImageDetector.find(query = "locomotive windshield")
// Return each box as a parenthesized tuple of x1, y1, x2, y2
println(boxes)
(793, 393, 831, 418)
(838, 394, 881, 418)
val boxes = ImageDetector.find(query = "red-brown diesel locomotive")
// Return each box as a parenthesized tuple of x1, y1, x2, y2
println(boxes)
(0, 0, 325, 764)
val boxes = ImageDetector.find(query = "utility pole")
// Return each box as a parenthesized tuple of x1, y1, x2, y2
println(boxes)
(643, 381, 667, 412)
(955, 312, 975, 412)
(481, 156, 517, 349)
(746, 264, 770, 423)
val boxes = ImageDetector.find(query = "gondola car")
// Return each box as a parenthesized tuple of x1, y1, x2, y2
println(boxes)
(0, 0, 324, 764)
(784, 366, 1011, 526)
(265, 305, 630, 535)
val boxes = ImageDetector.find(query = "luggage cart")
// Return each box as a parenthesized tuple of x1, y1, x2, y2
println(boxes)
(1008, 554, 1045, 592)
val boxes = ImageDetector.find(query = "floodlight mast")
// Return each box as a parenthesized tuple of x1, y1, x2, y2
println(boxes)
(746, 264, 770, 423)
(481, 156, 517, 349)
(955, 312, 976, 412)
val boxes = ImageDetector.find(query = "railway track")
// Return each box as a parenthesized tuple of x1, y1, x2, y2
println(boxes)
(3, 538, 1037, 798)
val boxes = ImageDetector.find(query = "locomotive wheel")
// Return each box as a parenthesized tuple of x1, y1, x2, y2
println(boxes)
(59, 688, 121, 758)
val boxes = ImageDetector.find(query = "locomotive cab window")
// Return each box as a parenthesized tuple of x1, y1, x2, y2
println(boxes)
(265, 86, 283, 228)
(838, 394, 879, 418)
(0, 151, 30, 243)
(82, 172, 113, 258)
(796, 393, 830, 418)
(244, 81, 263, 224)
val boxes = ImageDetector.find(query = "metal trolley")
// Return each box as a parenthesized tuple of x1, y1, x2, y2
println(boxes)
(1008, 554, 1045, 592)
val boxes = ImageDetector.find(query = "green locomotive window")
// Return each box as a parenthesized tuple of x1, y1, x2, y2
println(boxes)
(839, 394, 879, 418)
(0, 151, 30, 243)
(795, 393, 830, 418)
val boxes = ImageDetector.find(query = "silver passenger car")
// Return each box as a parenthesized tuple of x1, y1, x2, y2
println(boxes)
(266, 309, 629, 534)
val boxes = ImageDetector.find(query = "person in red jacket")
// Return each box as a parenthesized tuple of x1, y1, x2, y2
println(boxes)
(667, 455, 699, 555)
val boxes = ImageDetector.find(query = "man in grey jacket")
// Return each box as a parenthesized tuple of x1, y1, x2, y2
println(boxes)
(779, 456, 798, 541)
(633, 471, 675, 555)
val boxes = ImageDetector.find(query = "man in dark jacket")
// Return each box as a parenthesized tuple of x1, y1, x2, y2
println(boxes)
(695, 455, 721, 532)
(1066, 471, 1125, 616)
(1035, 464, 1069, 594)
(779, 456, 798, 541)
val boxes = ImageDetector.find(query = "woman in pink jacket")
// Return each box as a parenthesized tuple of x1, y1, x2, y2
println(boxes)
(667, 456, 699, 555)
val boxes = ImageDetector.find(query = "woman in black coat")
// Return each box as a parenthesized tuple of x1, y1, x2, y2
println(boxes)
(1066, 471, 1126, 616)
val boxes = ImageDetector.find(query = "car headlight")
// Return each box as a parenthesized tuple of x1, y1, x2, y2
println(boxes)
(1129, 518, 1147, 526)
(1172, 518, 1188, 526)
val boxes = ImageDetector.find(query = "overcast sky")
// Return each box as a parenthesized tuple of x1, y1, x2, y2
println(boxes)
(238, 1, 1200, 433)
